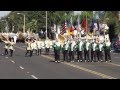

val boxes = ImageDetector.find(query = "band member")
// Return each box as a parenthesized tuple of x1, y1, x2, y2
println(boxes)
(99, 41, 104, 62)
(52, 39, 61, 63)
(96, 40, 100, 62)
(36, 38, 43, 55)
(90, 39, 94, 62)
(104, 39, 111, 62)
(45, 37, 50, 55)
(1, 38, 9, 55)
(84, 39, 90, 62)
(68, 39, 76, 62)
(9, 38, 15, 57)
(76, 39, 84, 62)
(32, 39, 38, 55)
(25, 38, 32, 57)
(62, 40, 69, 62)
(90, 39, 97, 62)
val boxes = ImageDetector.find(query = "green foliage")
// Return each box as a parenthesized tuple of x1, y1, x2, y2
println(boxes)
(0, 11, 120, 38)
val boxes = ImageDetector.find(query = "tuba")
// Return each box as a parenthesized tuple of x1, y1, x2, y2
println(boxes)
(58, 34, 65, 47)
(1, 34, 8, 41)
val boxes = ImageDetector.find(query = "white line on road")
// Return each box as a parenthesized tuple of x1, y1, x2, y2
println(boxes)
(105, 62, 120, 67)
(62, 62, 117, 79)
(11, 61, 15, 63)
(19, 66, 24, 70)
(31, 75, 38, 79)
(5, 57, 8, 59)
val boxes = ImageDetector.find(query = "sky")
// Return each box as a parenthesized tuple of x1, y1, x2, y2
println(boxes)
(74, 11, 82, 15)
(0, 11, 11, 18)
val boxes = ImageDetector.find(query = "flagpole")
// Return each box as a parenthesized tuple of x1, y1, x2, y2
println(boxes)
(93, 11, 94, 39)
(77, 15, 79, 39)
(86, 12, 87, 37)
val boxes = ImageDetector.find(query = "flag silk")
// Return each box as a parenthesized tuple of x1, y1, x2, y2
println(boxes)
(97, 19, 99, 31)
(69, 15, 75, 33)
(77, 15, 81, 31)
(81, 18, 87, 33)
(60, 20, 67, 35)
(70, 25, 75, 32)
(90, 19, 95, 33)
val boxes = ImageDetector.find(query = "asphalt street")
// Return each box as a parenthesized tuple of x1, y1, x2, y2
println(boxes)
(0, 42, 120, 79)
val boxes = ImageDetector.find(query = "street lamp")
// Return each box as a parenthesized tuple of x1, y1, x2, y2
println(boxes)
(46, 11, 47, 39)
(1, 20, 9, 33)
(17, 13, 26, 33)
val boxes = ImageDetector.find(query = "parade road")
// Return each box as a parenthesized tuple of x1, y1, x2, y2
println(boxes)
(0, 42, 120, 79)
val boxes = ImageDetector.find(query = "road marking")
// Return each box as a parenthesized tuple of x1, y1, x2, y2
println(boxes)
(19, 66, 24, 70)
(16, 45, 118, 79)
(31, 75, 38, 79)
(105, 62, 120, 67)
(11, 61, 15, 63)
(62, 62, 116, 79)
(5, 57, 8, 59)
(27, 72, 29, 73)
(41, 55, 117, 79)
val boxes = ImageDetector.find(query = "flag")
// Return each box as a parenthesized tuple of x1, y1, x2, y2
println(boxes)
(53, 24, 56, 31)
(69, 15, 75, 32)
(81, 18, 87, 33)
(77, 15, 81, 31)
(90, 19, 95, 33)
(60, 20, 67, 35)
(97, 19, 99, 30)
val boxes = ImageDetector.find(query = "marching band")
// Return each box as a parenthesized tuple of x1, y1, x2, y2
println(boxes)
(0, 32, 112, 63)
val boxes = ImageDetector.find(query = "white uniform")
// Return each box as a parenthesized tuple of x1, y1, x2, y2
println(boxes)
(31, 42, 34, 50)
(45, 40, 50, 48)
(64, 42, 69, 50)
(86, 42, 90, 51)
(106, 42, 111, 47)
(78, 41, 83, 51)
(36, 41, 43, 49)
(4, 41, 9, 49)
(99, 43, 103, 51)
(9, 42, 15, 50)
(26, 42, 32, 50)
(33, 41, 38, 50)
(93, 43, 97, 51)
(70, 41, 76, 51)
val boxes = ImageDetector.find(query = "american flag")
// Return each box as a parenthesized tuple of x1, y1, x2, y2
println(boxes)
(60, 20, 67, 35)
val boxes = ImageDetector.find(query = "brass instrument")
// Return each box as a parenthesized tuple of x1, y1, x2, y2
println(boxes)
(58, 34, 65, 47)
(1, 34, 8, 41)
